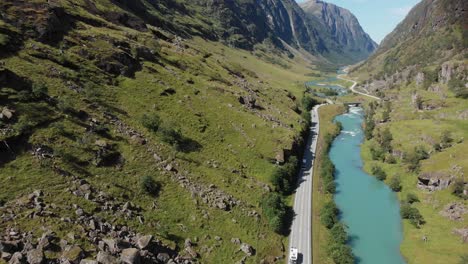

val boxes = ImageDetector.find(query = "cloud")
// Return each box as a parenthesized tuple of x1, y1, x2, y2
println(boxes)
(388, 6, 413, 17)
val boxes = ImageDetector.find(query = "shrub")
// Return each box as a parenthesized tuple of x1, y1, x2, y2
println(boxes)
(141, 113, 161, 132)
(261, 193, 287, 233)
(385, 154, 397, 164)
(364, 118, 375, 140)
(448, 78, 468, 99)
(371, 165, 387, 181)
(328, 243, 354, 264)
(32, 83, 48, 99)
(404, 146, 429, 172)
(459, 254, 468, 264)
(440, 130, 453, 147)
(160, 127, 183, 146)
(451, 179, 467, 199)
(330, 223, 348, 244)
(141, 176, 160, 196)
(271, 167, 290, 194)
(321, 200, 339, 229)
(406, 193, 420, 204)
(400, 203, 425, 227)
(301, 95, 318, 111)
(389, 175, 402, 192)
(378, 128, 393, 153)
(370, 146, 385, 161)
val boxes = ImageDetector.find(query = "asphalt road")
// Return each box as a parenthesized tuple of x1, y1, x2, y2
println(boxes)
(288, 104, 322, 264)
(337, 70, 381, 100)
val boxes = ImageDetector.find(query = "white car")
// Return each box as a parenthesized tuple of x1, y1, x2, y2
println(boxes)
(289, 247, 298, 264)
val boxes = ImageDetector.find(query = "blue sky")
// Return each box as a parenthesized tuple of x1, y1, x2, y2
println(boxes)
(296, 0, 421, 44)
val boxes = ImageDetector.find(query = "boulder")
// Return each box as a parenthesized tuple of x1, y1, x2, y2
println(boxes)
(79, 260, 98, 264)
(415, 72, 425, 86)
(27, 249, 44, 264)
(240, 243, 255, 256)
(8, 252, 23, 264)
(156, 253, 170, 262)
(417, 172, 453, 191)
(96, 251, 116, 264)
(231, 238, 241, 245)
(61, 245, 84, 264)
(136, 235, 152, 250)
(120, 248, 140, 264)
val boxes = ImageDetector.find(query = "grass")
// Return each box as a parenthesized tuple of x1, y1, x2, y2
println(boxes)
(358, 79, 468, 263)
(312, 104, 346, 264)
(0, 5, 328, 262)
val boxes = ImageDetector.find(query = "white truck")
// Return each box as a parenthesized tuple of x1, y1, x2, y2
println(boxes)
(289, 247, 298, 264)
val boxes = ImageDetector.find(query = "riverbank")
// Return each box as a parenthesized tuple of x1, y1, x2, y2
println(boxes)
(312, 104, 345, 264)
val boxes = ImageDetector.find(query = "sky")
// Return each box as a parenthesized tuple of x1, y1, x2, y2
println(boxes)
(296, 0, 421, 44)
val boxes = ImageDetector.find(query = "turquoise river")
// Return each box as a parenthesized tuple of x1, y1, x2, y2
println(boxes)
(330, 106, 406, 264)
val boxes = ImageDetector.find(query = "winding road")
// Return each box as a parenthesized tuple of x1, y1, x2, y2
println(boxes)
(288, 104, 322, 264)
(337, 71, 381, 101)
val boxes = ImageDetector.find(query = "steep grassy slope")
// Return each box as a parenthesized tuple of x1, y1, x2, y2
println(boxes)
(350, 0, 468, 263)
(0, 0, 332, 263)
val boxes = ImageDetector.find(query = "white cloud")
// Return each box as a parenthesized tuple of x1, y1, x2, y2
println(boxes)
(388, 6, 413, 17)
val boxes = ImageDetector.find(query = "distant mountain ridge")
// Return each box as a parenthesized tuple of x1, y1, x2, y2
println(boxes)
(150, 0, 377, 65)
(300, 0, 378, 63)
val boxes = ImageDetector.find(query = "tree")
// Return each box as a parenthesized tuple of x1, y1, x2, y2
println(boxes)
(364, 118, 375, 140)
(261, 193, 287, 233)
(321, 201, 339, 229)
(301, 95, 318, 111)
(328, 243, 354, 264)
(389, 175, 402, 192)
(404, 146, 429, 172)
(379, 128, 393, 153)
(330, 223, 348, 244)
(401, 203, 425, 227)
(406, 193, 420, 204)
(382, 101, 391, 122)
(271, 167, 291, 194)
(371, 165, 387, 181)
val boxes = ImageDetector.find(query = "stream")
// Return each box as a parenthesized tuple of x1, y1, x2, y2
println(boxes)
(330, 106, 406, 264)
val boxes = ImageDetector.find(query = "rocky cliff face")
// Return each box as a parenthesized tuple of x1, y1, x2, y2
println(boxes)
(300, 0, 378, 63)
(187, 0, 375, 65)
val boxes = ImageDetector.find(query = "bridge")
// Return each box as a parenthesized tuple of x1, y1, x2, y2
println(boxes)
(343, 102, 362, 107)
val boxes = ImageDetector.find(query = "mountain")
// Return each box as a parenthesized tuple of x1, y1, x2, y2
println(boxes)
(189, 0, 377, 65)
(350, 0, 468, 263)
(352, 0, 467, 82)
(300, 0, 378, 63)
(0, 0, 376, 263)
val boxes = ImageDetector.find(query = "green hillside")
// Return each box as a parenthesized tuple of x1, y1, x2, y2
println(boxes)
(351, 0, 468, 263)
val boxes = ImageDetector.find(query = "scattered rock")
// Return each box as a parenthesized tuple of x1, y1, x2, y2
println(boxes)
(240, 243, 255, 256)
(79, 260, 98, 264)
(231, 238, 241, 245)
(453, 228, 468, 243)
(61, 245, 84, 264)
(120, 248, 140, 264)
(27, 249, 44, 264)
(136, 235, 152, 250)
(440, 203, 467, 221)
(97, 251, 117, 264)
